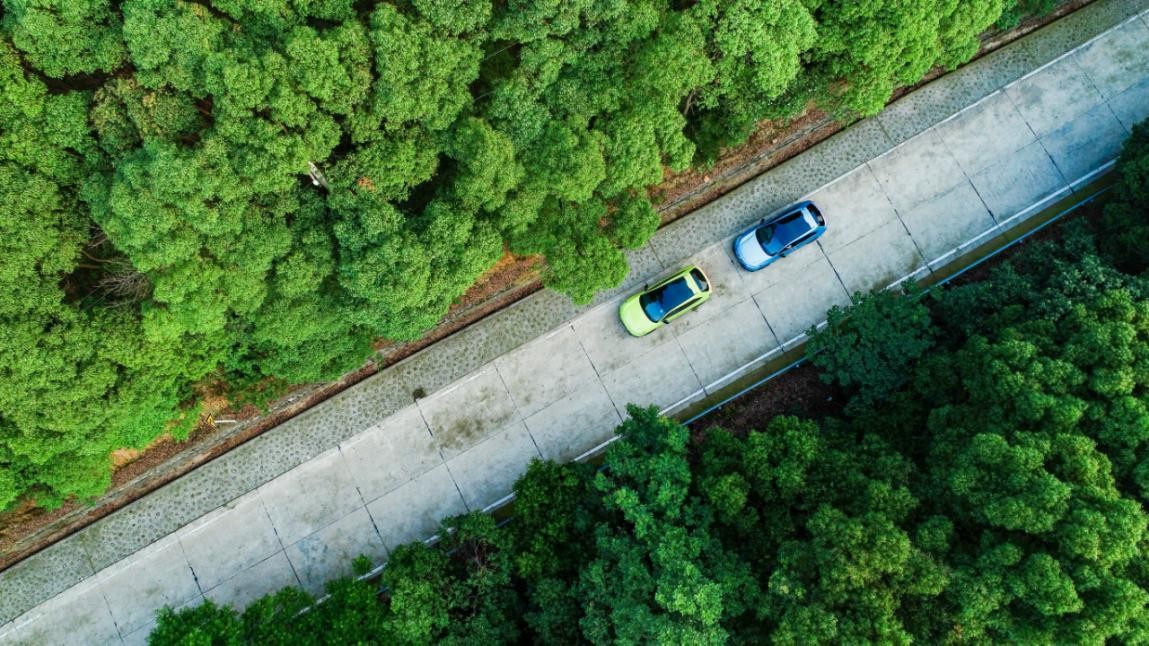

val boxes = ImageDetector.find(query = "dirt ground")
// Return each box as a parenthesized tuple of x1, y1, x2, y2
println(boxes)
(0, 0, 1097, 572)
(688, 363, 843, 440)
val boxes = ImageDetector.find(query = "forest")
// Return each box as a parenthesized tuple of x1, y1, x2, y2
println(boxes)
(0, 0, 1060, 510)
(149, 122, 1149, 644)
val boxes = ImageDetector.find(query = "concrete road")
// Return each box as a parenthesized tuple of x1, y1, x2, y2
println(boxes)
(3, 2, 1148, 643)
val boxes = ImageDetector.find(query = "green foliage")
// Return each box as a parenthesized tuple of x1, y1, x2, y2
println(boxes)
(510, 460, 600, 642)
(1099, 121, 1149, 272)
(2, 0, 126, 77)
(800, 0, 1007, 117)
(806, 286, 935, 408)
(412, 0, 491, 36)
(997, 0, 1063, 30)
(368, 4, 482, 132)
(937, 0, 1010, 70)
(0, 39, 218, 507)
(444, 117, 522, 214)
(120, 0, 227, 93)
(867, 224, 1149, 642)
(148, 575, 390, 645)
(491, 0, 606, 42)
(577, 406, 761, 644)
(513, 199, 630, 304)
(90, 78, 206, 156)
(689, 0, 816, 154)
(382, 513, 522, 644)
(149, 600, 242, 645)
(0, 40, 99, 183)
(87, 139, 296, 337)
(511, 459, 600, 582)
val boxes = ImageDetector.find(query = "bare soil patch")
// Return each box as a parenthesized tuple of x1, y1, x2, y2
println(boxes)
(688, 363, 843, 441)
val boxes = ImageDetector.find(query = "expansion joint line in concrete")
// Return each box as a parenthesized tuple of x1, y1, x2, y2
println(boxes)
(816, 242, 853, 300)
(493, 361, 544, 459)
(749, 292, 785, 354)
(572, 329, 627, 425)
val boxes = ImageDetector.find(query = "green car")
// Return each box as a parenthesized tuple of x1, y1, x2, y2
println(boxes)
(619, 266, 712, 337)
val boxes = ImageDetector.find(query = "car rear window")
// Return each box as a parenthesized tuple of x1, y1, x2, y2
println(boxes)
(807, 203, 824, 224)
(691, 269, 709, 292)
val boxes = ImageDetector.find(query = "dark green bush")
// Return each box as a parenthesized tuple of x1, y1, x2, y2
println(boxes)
(997, 0, 1062, 30)
(1099, 121, 1149, 273)
(806, 286, 936, 408)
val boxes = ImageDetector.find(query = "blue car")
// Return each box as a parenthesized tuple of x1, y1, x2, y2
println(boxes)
(733, 201, 826, 271)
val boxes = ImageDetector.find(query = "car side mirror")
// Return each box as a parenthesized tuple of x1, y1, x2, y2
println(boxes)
(759, 218, 765, 224)
(643, 283, 649, 290)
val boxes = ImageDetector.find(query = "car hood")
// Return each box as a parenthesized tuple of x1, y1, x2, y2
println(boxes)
(619, 293, 661, 337)
(734, 230, 773, 270)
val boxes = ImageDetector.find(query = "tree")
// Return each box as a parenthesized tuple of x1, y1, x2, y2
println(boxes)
(874, 229, 1149, 642)
(511, 459, 602, 642)
(283, 22, 373, 117)
(85, 140, 295, 338)
(121, 0, 228, 94)
(806, 286, 935, 408)
(1099, 120, 1149, 272)
(0, 39, 100, 183)
(367, 4, 483, 132)
(577, 406, 761, 644)
(2, 0, 126, 77)
(689, 0, 816, 154)
(936, 0, 1009, 70)
(492, 0, 598, 42)
(0, 38, 215, 508)
(412, 0, 492, 36)
(997, 0, 1063, 29)
(513, 199, 629, 304)
(443, 117, 522, 215)
(797, 0, 1006, 117)
(383, 513, 522, 644)
(89, 78, 206, 157)
(149, 600, 242, 645)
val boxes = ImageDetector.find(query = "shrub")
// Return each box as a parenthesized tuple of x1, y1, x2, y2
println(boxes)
(806, 286, 935, 408)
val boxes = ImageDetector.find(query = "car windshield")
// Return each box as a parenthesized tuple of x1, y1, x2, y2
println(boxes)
(756, 212, 810, 255)
(640, 277, 693, 322)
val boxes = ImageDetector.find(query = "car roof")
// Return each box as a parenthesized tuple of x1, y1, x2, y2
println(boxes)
(772, 210, 816, 245)
(659, 277, 695, 309)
